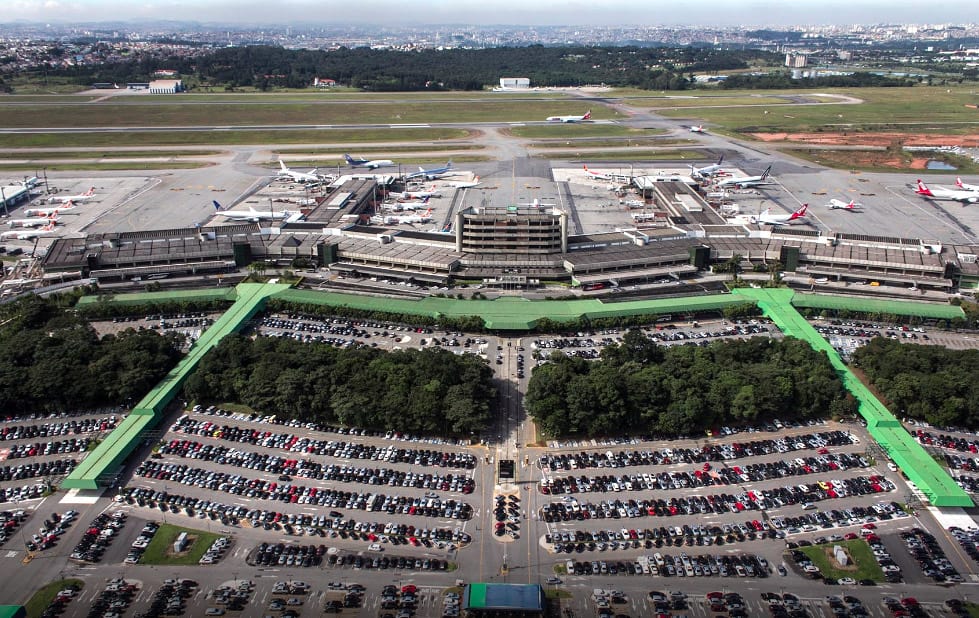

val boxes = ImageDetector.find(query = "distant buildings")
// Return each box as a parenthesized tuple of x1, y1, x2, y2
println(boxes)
(313, 77, 336, 88)
(498, 77, 530, 90)
(785, 53, 808, 68)
(148, 79, 183, 94)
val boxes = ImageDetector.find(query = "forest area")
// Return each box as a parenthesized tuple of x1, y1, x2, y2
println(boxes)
(49, 45, 768, 91)
(0, 296, 184, 413)
(525, 331, 855, 438)
(181, 335, 496, 436)
(851, 338, 979, 429)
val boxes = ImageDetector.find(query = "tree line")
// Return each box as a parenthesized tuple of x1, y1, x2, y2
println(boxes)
(851, 338, 979, 429)
(525, 331, 855, 438)
(0, 296, 184, 413)
(181, 334, 496, 436)
(42, 45, 770, 91)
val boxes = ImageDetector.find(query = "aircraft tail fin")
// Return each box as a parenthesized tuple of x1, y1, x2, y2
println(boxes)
(279, 159, 288, 171)
(915, 179, 933, 196)
(791, 204, 808, 219)
(583, 110, 592, 120)
(717, 155, 724, 166)
(761, 165, 772, 180)
(85, 187, 95, 196)
(956, 177, 964, 188)
(213, 201, 222, 211)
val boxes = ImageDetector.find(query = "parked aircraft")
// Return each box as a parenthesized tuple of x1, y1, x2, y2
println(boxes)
(914, 179, 979, 204)
(583, 165, 633, 182)
(7, 213, 58, 228)
(690, 125, 706, 133)
(212, 201, 303, 222)
(519, 198, 556, 209)
(382, 208, 434, 225)
(344, 154, 395, 169)
(382, 197, 431, 211)
(733, 204, 808, 225)
(546, 110, 591, 123)
(276, 159, 320, 183)
(827, 199, 861, 211)
(448, 176, 481, 188)
(405, 161, 453, 181)
(0, 220, 58, 240)
(717, 165, 773, 189)
(690, 155, 725, 178)
(955, 177, 979, 192)
(47, 187, 95, 204)
(25, 201, 75, 217)
(391, 185, 440, 200)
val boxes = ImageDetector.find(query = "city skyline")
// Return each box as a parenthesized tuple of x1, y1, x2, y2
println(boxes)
(4, 0, 979, 28)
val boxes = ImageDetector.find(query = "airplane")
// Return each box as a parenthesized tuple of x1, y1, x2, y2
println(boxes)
(0, 220, 58, 240)
(734, 204, 808, 225)
(690, 125, 706, 133)
(583, 165, 633, 183)
(717, 165, 773, 189)
(275, 159, 320, 183)
(24, 201, 75, 217)
(690, 155, 725, 178)
(381, 197, 431, 211)
(405, 161, 453, 181)
(344, 154, 395, 169)
(546, 110, 591, 123)
(7, 213, 58, 228)
(382, 208, 434, 225)
(827, 199, 861, 211)
(212, 201, 303, 222)
(914, 179, 979, 204)
(518, 198, 556, 209)
(955, 177, 979, 192)
(392, 185, 441, 200)
(447, 176, 481, 189)
(47, 187, 95, 204)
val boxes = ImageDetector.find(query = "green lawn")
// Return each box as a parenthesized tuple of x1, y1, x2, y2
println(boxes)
(798, 539, 885, 582)
(530, 138, 694, 149)
(656, 85, 979, 135)
(275, 144, 482, 156)
(24, 579, 84, 618)
(0, 128, 473, 149)
(622, 95, 791, 108)
(265, 155, 491, 168)
(0, 161, 210, 172)
(535, 149, 705, 161)
(965, 601, 979, 617)
(0, 149, 224, 160)
(140, 523, 223, 566)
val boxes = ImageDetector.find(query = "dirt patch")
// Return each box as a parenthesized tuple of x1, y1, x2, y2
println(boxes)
(790, 148, 932, 170)
(751, 131, 979, 147)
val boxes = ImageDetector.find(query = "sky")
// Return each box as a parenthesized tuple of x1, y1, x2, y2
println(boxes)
(4, 0, 977, 27)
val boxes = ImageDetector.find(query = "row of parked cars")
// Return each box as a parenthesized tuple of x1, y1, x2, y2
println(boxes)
(538, 430, 858, 471)
(4, 437, 92, 459)
(0, 482, 48, 505)
(548, 521, 783, 554)
(69, 510, 124, 563)
(0, 415, 117, 441)
(135, 460, 475, 519)
(140, 579, 198, 617)
(157, 440, 476, 493)
(540, 452, 869, 494)
(948, 526, 979, 567)
(914, 429, 979, 453)
(0, 508, 29, 547)
(327, 551, 450, 572)
(0, 458, 78, 482)
(539, 475, 895, 522)
(901, 527, 962, 583)
(567, 551, 769, 578)
(170, 417, 478, 468)
(124, 520, 159, 564)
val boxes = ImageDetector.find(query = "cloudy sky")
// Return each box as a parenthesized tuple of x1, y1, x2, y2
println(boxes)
(5, 0, 975, 26)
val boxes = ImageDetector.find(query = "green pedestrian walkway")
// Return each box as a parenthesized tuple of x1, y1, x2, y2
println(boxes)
(734, 288, 971, 507)
(63, 283, 290, 490)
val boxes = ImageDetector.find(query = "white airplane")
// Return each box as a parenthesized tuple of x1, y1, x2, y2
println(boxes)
(382, 208, 434, 225)
(0, 220, 58, 240)
(734, 204, 808, 225)
(955, 177, 979, 192)
(546, 110, 591, 123)
(212, 201, 303, 222)
(583, 165, 632, 183)
(382, 197, 431, 211)
(47, 187, 95, 204)
(390, 185, 440, 201)
(447, 176, 481, 189)
(276, 159, 320, 183)
(519, 198, 556, 209)
(7, 214, 58, 228)
(690, 125, 706, 133)
(717, 165, 773, 189)
(690, 155, 725, 178)
(914, 179, 979, 204)
(344, 154, 395, 169)
(827, 199, 861, 211)
(405, 161, 453, 181)
(25, 201, 76, 217)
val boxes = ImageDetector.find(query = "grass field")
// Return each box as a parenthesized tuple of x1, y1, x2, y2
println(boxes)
(530, 138, 694, 149)
(535, 149, 704, 161)
(25, 578, 84, 618)
(798, 539, 884, 582)
(0, 149, 224, 159)
(506, 125, 664, 139)
(784, 147, 979, 174)
(264, 155, 492, 168)
(622, 95, 791, 108)
(140, 523, 223, 566)
(0, 100, 622, 128)
(0, 161, 211, 172)
(656, 86, 979, 135)
(119, 90, 565, 102)
(274, 144, 483, 156)
(0, 127, 473, 149)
